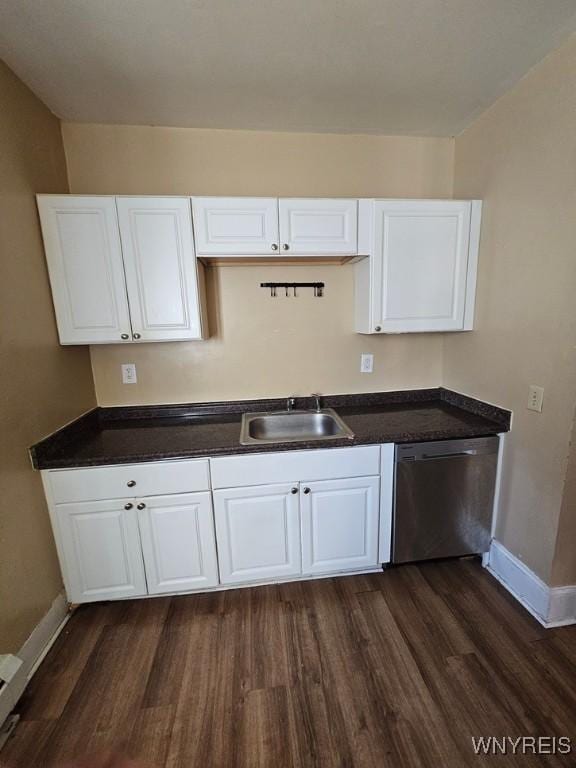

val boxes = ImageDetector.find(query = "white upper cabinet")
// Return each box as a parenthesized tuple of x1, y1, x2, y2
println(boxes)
(355, 199, 481, 333)
(192, 197, 359, 257)
(278, 199, 358, 255)
(37, 195, 206, 344)
(37, 196, 132, 344)
(192, 197, 279, 255)
(116, 197, 204, 341)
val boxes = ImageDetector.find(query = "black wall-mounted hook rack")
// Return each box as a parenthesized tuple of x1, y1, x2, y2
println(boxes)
(260, 282, 325, 297)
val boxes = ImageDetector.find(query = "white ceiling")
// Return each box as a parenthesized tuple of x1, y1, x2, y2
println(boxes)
(1, 0, 576, 136)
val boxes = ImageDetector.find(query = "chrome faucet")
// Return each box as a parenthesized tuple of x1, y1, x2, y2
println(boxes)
(311, 393, 322, 412)
(287, 397, 296, 411)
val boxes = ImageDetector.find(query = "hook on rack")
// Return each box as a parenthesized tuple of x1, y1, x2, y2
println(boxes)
(260, 282, 324, 298)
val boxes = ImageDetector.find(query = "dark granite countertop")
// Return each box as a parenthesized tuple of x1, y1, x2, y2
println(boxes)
(30, 388, 511, 470)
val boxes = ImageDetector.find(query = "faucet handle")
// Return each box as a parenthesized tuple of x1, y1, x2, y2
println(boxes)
(287, 397, 296, 411)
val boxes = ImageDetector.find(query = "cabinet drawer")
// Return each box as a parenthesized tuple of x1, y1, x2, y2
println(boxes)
(46, 459, 210, 504)
(210, 446, 380, 489)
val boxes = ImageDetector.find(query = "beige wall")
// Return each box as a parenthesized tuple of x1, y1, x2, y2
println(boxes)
(62, 124, 453, 405)
(552, 412, 576, 586)
(62, 124, 454, 198)
(0, 61, 96, 651)
(445, 36, 576, 583)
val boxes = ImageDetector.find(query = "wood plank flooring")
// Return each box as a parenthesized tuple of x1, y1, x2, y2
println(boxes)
(2, 558, 576, 767)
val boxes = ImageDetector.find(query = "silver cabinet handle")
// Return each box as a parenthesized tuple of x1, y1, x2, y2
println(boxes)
(133, 333, 141, 340)
(282, 243, 290, 251)
(137, 502, 146, 510)
(375, 326, 382, 332)
(303, 487, 311, 494)
(127, 480, 136, 488)
(121, 333, 130, 340)
(290, 487, 298, 494)
(124, 502, 133, 510)
(271, 243, 278, 251)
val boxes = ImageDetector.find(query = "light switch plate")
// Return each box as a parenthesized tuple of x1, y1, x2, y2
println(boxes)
(527, 385, 544, 412)
(121, 363, 137, 384)
(360, 353, 374, 373)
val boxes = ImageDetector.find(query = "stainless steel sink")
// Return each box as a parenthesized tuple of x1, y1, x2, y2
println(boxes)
(240, 408, 355, 445)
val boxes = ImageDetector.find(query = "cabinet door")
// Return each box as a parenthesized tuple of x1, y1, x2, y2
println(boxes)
(279, 199, 358, 255)
(301, 476, 379, 575)
(116, 197, 203, 341)
(55, 500, 147, 603)
(137, 492, 218, 594)
(36, 195, 132, 344)
(370, 200, 473, 333)
(213, 483, 301, 584)
(192, 197, 279, 255)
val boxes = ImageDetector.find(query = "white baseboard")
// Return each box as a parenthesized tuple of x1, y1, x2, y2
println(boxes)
(548, 585, 576, 627)
(485, 540, 576, 628)
(0, 593, 69, 728)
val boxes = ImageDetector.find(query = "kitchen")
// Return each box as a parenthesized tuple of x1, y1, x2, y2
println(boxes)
(1, 2, 576, 766)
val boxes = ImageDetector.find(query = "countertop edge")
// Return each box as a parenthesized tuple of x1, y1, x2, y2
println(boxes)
(33, 424, 508, 471)
(31, 388, 511, 471)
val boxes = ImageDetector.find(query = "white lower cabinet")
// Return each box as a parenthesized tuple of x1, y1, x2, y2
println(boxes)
(55, 499, 147, 603)
(44, 444, 393, 603)
(137, 492, 219, 594)
(300, 477, 380, 575)
(213, 483, 301, 584)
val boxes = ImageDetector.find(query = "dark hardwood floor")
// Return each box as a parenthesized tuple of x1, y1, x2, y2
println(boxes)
(2, 558, 575, 767)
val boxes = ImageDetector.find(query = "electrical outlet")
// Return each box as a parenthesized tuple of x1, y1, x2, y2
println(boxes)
(121, 363, 137, 384)
(360, 353, 374, 373)
(527, 385, 544, 412)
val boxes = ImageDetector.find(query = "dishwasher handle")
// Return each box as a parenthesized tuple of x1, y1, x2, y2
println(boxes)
(421, 450, 478, 460)
(399, 451, 476, 462)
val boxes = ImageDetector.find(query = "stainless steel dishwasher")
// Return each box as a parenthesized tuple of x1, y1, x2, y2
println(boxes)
(393, 436, 499, 564)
